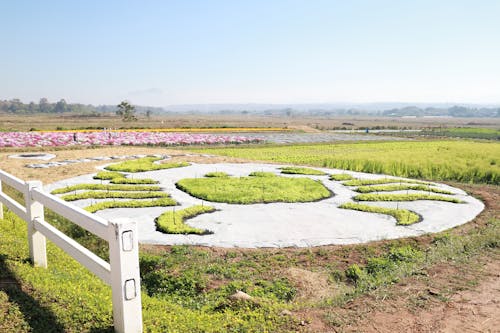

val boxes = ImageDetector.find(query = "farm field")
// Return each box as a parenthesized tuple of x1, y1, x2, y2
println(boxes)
(1, 113, 499, 132)
(0, 139, 498, 332)
(192, 140, 500, 184)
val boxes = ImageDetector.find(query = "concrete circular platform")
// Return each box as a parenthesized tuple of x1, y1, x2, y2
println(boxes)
(45, 163, 484, 248)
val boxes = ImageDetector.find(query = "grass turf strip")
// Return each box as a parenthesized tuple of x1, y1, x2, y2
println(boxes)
(105, 157, 189, 172)
(155, 205, 216, 234)
(343, 178, 430, 186)
(329, 174, 355, 181)
(339, 202, 420, 225)
(204, 172, 230, 178)
(353, 193, 462, 203)
(61, 190, 169, 201)
(279, 166, 326, 175)
(51, 183, 161, 194)
(85, 197, 176, 213)
(93, 170, 159, 184)
(355, 184, 453, 194)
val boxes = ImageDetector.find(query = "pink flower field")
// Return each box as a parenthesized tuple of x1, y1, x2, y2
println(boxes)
(0, 131, 263, 148)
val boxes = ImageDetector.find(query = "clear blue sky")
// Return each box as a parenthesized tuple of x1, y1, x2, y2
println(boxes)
(1, 0, 499, 106)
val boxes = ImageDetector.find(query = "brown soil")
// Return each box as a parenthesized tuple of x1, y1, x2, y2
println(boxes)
(285, 267, 338, 301)
(0, 146, 246, 184)
(323, 255, 500, 333)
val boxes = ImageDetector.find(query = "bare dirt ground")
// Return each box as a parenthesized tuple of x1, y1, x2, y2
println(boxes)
(0, 146, 247, 184)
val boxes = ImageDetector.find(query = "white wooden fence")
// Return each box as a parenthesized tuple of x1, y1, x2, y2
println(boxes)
(0, 169, 143, 333)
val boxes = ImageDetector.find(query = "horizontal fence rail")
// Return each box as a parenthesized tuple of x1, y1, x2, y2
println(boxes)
(31, 188, 109, 240)
(0, 169, 142, 333)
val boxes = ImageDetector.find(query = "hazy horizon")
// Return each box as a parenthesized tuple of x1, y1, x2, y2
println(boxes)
(1, 1, 499, 106)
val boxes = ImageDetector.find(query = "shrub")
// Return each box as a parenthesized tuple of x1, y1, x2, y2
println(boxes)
(345, 264, 364, 283)
(387, 245, 423, 262)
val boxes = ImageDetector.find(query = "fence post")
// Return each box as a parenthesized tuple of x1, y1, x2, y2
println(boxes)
(108, 218, 143, 333)
(0, 179, 3, 219)
(25, 180, 47, 268)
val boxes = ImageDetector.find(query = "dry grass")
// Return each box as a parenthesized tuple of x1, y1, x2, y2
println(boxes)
(1, 113, 499, 132)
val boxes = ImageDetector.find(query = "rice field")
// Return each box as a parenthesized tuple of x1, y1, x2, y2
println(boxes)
(192, 141, 500, 184)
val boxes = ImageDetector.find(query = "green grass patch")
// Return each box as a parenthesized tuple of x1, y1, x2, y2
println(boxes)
(204, 171, 230, 178)
(155, 205, 216, 234)
(248, 171, 277, 177)
(423, 127, 500, 140)
(105, 157, 189, 172)
(61, 190, 169, 201)
(353, 193, 462, 203)
(329, 173, 355, 181)
(110, 178, 159, 184)
(51, 183, 161, 194)
(343, 178, 429, 186)
(93, 170, 124, 180)
(339, 202, 421, 225)
(93, 170, 159, 184)
(85, 197, 177, 213)
(190, 141, 500, 184)
(279, 166, 326, 175)
(0, 210, 290, 332)
(176, 175, 331, 204)
(355, 184, 453, 194)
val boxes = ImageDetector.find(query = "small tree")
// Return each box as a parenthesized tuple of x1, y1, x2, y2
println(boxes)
(116, 101, 137, 122)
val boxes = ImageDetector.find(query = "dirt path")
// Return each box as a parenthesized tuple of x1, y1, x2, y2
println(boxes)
(347, 258, 499, 333)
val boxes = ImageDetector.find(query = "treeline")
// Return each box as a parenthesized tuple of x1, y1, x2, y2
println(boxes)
(0, 98, 164, 116)
(0, 98, 112, 115)
(381, 105, 500, 118)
